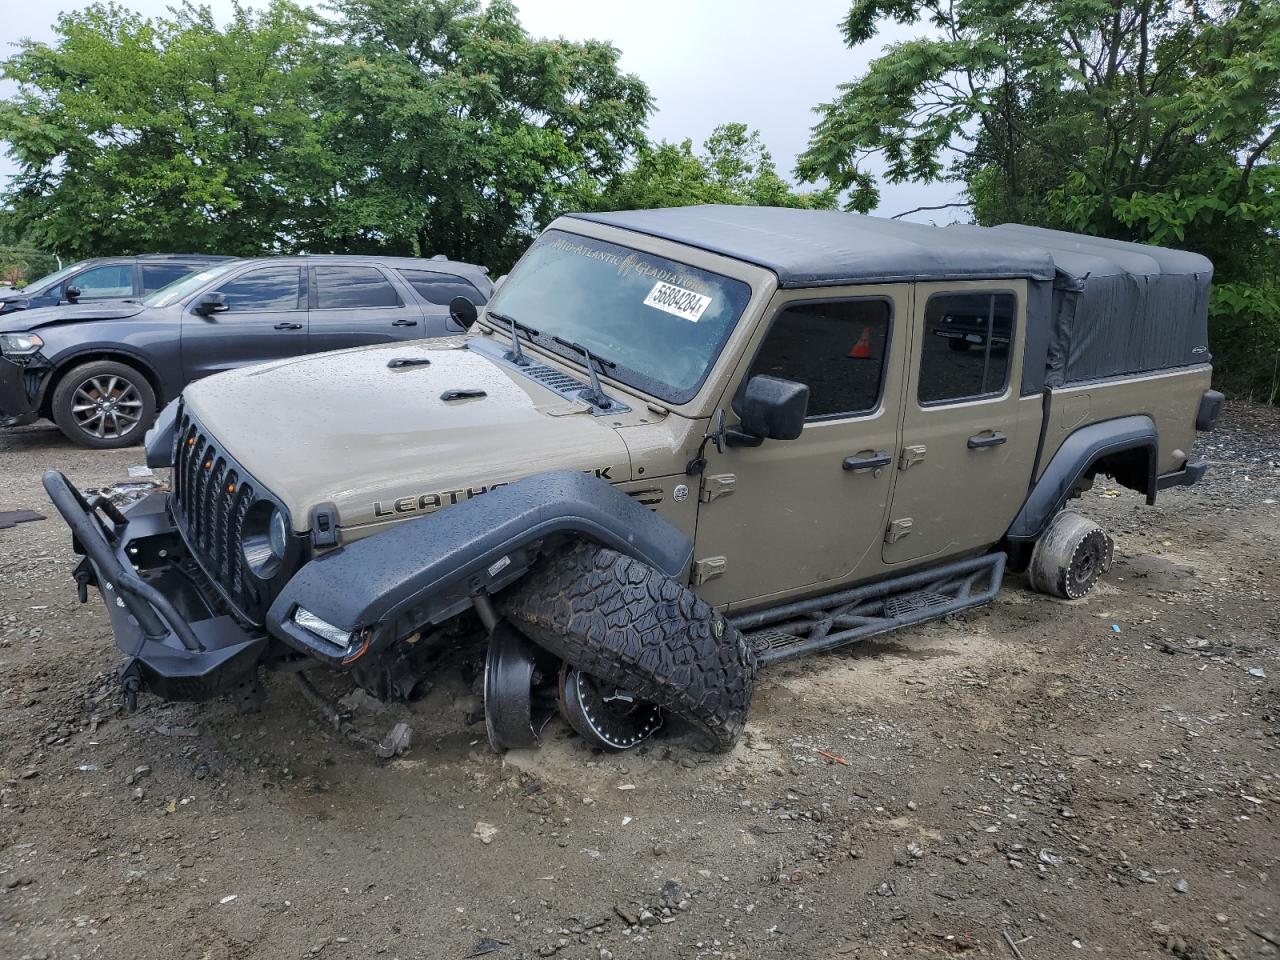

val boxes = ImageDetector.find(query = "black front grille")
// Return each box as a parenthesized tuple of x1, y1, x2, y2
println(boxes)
(171, 407, 282, 624)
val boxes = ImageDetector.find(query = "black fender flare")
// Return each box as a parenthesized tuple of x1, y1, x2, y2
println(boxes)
(1006, 415, 1157, 543)
(265, 470, 694, 663)
(144, 398, 181, 468)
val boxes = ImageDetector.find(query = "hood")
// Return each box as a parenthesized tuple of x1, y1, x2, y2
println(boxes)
(0, 299, 146, 334)
(181, 340, 633, 532)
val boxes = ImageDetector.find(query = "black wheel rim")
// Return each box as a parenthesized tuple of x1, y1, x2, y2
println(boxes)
(71, 374, 143, 439)
(558, 666, 661, 751)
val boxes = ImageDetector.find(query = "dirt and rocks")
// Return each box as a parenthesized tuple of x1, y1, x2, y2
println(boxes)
(0, 407, 1276, 960)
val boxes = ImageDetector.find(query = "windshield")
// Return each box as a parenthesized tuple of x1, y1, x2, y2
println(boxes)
(142, 261, 242, 307)
(18, 261, 85, 295)
(485, 230, 752, 404)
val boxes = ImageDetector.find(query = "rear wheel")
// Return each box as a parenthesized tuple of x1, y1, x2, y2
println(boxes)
(1028, 512, 1113, 599)
(501, 542, 757, 752)
(51, 360, 156, 449)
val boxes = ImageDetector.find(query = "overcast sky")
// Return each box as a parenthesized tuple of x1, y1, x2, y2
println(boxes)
(0, 0, 958, 224)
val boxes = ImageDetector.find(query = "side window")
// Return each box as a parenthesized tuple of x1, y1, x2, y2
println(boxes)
(70, 264, 133, 298)
(314, 266, 402, 309)
(918, 292, 1015, 404)
(142, 262, 197, 293)
(398, 269, 485, 306)
(747, 299, 892, 420)
(210, 267, 302, 311)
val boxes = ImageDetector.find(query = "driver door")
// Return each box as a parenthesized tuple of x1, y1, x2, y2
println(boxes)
(691, 285, 910, 610)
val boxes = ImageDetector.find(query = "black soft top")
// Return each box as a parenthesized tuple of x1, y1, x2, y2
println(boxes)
(570, 205, 1213, 387)
(570, 206, 1058, 286)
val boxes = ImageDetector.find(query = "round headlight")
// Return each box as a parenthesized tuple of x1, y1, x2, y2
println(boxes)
(242, 502, 289, 579)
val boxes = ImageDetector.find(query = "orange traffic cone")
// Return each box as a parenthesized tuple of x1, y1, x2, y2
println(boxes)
(848, 326, 872, 359)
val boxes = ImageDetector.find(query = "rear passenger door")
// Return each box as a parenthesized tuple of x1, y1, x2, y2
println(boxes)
(180, 265, 308, 380)
(883, 281, 1033, 564)
(397, 268, 488, 337)
(307, 264, 422, 353)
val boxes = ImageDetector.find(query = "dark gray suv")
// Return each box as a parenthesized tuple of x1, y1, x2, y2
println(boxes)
(0, 253, 232, 316)
(0, 254, 491, 447)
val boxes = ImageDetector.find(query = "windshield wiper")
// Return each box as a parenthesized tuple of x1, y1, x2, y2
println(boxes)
(552, 336, 617, 410)
(488, 311, 539, 367)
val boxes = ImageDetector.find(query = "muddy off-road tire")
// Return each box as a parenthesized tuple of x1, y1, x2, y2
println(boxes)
(1028, 512, 1113, 600)
(501, 542, 757, 752)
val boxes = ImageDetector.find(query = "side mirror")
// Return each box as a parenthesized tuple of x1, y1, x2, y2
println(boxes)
(194, 292, 228, 317)
(492, 274, 508, 294)
(734, 375, 809, 441)
(449, 295, 478, 329)
(64, 284, 81, 303)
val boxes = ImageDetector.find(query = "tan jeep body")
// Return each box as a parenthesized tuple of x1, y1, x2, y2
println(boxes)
(44, 205, 1220, 739)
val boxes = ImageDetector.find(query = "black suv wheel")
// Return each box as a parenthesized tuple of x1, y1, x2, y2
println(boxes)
(51, 360, 156, 449)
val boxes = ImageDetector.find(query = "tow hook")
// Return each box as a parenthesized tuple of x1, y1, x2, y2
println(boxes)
(120, 666, 142, 712)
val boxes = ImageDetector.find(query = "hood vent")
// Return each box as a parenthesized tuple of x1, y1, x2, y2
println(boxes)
(467, 337, 631, 416)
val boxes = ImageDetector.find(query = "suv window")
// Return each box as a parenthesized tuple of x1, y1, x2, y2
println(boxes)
(315, 266, 401, 309)
(211, 266, 302, 311)
(142, 262, 197, 293)
(71, 264, 133, 298)
(918, 292, 1015, 404)
(397, 269, 484, 306)
(747, 299, 892, 420)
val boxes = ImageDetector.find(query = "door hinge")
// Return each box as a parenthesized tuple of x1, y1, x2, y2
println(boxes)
(700, 473, 736, 503)
(692, 556, 727, 585)
(885, 518, 914, 544)
(899, 444, 927, 470)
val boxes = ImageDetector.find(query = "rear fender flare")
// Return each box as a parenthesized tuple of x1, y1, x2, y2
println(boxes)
(1006, 415, 1157, 543)
(265, 470, 694, 662)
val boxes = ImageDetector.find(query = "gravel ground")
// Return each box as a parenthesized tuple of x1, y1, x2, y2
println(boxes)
(0, 406, 1276, 960)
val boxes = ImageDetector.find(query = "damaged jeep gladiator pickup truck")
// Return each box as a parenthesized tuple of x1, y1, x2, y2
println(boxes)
(45, 206, 1224, 753)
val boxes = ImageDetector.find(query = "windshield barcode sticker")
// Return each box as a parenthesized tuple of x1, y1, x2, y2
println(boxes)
(643, 281, 712, 322)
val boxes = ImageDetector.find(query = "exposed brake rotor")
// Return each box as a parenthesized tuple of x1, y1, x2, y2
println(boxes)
(483, 622, 556, 752)
(558, 665, 662, 752)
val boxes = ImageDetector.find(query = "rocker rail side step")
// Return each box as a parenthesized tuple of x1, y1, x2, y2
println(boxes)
(732, 553, 1006, 665)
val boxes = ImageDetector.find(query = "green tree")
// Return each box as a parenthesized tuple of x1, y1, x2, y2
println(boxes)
(0, 1, 334, 258)
(318, 0, 652, 269)
(798, 0, 1280, 398)
(589, 123, 838, 212)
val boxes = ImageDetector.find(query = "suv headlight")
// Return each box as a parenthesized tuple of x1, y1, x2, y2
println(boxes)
(241, 502, 290, 578)
(0, 332, 44, 356)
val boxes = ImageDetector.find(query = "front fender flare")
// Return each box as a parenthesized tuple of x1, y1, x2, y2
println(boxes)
(1006, 415, 1157, 543)
(266, 470, 693, 662)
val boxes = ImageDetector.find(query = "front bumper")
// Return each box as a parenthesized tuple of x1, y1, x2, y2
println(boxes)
(42, 471, 268, 702)
(0, 356, 42, 427)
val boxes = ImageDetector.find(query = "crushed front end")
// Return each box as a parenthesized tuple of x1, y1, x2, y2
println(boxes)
(42, 403, 315, 706)
(42, 470, 269, 707)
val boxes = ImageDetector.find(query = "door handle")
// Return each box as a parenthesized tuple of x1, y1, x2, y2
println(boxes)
(967, 431, 1008, 449)
(843, 451, 892, 472)
(392, 318, 418, 327)
(273, 322, 303, 330)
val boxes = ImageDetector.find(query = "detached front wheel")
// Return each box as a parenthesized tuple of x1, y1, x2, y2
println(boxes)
(501, 542, 757, 752)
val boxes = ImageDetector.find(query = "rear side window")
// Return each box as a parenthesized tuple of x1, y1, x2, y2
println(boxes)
(142, 262, 196, 293)
(747, 299, 892, 420)
(315, 266, 402, 309)
(71, 264, 133, 298)
(918, 292, 1015, 404)
(211, 266, 302, 311)
(398, 269, 485, 305)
